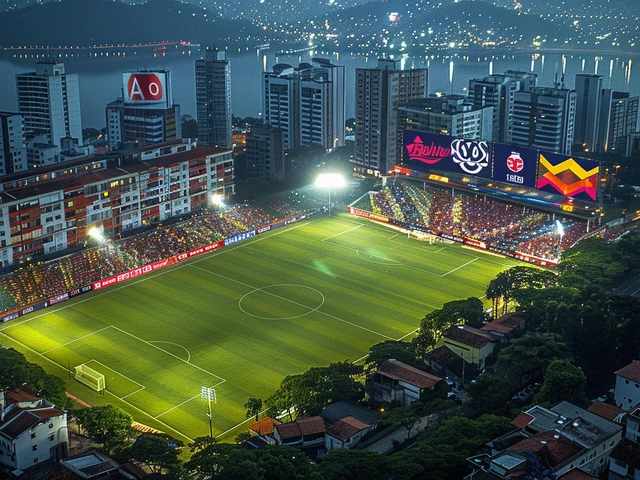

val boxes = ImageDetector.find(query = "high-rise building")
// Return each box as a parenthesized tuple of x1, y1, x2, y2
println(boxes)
(106, 71, 181, 150)
(0, 112, 27, 176)
(604, 92, 639, 155)
(195, 49, 232, 149)
(398, 95, 493, 141)
(262, 58, 345, 151)
(355, 59, 428, 174)
(574, 74, 603, 152)
(245, 125, 285, 180)
(16, 61, 83, 148)
(509, 86, 576, 155)
(468, 70, 537, 143)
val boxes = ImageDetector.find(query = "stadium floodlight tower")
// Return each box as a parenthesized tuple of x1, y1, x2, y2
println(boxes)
(315, 173, 346, 216)
(556, 220, 565, 261)
(201, 386, 217, 438)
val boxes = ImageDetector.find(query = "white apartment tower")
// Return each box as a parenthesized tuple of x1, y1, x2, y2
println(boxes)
(262, 58, 345, 151)
(355, 59, 428, 174)
(195, 48, 232, 149)
(468, 70, 537, 143)
(16, 61, 82, 148)
(0, 112, 28, 176)
(509, 85, 576, 155)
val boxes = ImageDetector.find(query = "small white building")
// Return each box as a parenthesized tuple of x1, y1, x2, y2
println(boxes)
(608, 402, 640, 480)
(368, 359, 442, 406)
(325, 416, 371, 451)
(0, 388, 68, 473)
(614, 360, 640, 410)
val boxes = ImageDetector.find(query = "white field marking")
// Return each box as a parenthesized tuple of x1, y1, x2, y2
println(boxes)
(154, 379, 226, 419)
(109, 325, 226, 383)
(442, 257, 479, 277)
(239, 284, 325, 320)
(353, 353, 369, 364)
(435, 247, 447, 253)
(102, 389, 194, 443)
(86, 359, 146, 399)
(355, 250, 402, 265)
(189, 264, 394, 340)
(388, 233, 400, 240)
(397, 328, 419, 341)
(217, 408, 269, 439)
(42, 326, 112, 354)
(321, 223, 364, 242)
(0, 328, 193, 443)
(0, 218, 318, 333)
(148, 341, 192, 363)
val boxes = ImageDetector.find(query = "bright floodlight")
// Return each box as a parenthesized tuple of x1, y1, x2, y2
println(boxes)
(211, 194, 225, 207)
(315, 173, 346, 188)
(556, 220, 564, 237)
(87, 227, 104, 242)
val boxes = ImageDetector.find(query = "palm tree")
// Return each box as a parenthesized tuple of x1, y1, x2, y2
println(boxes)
(244, 397, 263, 421)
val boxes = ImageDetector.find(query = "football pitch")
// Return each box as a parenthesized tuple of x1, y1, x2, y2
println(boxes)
(0, 213, 521, 442)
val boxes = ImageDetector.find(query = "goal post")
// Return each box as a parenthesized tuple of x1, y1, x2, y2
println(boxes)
(74, 363, 106, 392)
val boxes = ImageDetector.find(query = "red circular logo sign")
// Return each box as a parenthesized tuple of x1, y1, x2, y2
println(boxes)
(507, 152, 524, 173)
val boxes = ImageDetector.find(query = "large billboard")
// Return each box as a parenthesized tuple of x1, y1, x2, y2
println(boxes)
(537, 151, 599, 202)
(403, 130, 492, 179)
(492, 143, 538, 188)
(123, 72, 170, 108)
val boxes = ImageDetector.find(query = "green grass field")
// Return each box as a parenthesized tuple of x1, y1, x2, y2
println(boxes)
(0, 213, 521, 443)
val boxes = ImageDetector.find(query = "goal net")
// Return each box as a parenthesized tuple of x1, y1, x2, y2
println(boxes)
(74, 364, 106, 392)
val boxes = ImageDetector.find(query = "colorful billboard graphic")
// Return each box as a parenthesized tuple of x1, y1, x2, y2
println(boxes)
(123, 72, 169, 107)
(536, 151, 599, 202)
(403, 130, 492, 178)
(492, 143, 538, 188)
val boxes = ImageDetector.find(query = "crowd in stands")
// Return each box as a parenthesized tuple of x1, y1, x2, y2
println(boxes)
(363, 183, 628, 262)
(0, 202, 306, 314)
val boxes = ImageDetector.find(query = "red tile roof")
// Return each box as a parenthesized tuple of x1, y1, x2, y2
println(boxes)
(377, 359, 442, 389)
(511, 412, 534, 429)
(6, 386, 39, 404)
(250, 416, 281, 436)
(0, 410, 40, 439)
(444, 325, 498, 348)
(558, 468, 598, 480)
(297, 416, 326, 436)
(610, 438, 640, 471)
(326, 416, 369, 441)
(508, 431, 583, 469)
(32, 408, 64, 419)
(275, 422, 301, 439)
(615, 360, 640, 383)
(480, 312, 528, 334)
(586, 402, 624, 422)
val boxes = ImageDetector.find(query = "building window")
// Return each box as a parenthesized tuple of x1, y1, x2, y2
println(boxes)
(30, 433, 36, 439)
(32, 445, 37, 451)
(48, 423, 53, 429)
(49, 434, 55, 441)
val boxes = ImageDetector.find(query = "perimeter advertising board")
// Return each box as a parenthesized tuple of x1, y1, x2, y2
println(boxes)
(492, 143, 538, 188)
(123, 72, 170, 108)
(403, 130, 492, 179)
(537, 151, 600, 202)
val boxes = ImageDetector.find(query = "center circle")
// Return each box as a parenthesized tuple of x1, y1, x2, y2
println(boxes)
(238, 284, 325, 320)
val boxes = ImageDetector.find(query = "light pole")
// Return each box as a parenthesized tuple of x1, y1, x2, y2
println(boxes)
(556, 220, 564, 262)
(315, 173, 346, 216)
(201, 386, 216, 439)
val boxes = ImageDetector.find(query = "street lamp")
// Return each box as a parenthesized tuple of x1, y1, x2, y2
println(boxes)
(315, 173, 346, 216)
(556, 220, 564, 261)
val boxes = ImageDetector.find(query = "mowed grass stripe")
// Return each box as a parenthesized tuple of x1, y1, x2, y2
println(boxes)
(0, 213, 521, 441)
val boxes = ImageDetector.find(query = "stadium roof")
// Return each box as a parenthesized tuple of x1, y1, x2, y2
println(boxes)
(377, 359, 442, 389)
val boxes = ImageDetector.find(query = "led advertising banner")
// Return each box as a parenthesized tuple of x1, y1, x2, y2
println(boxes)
(403, 130, 493, 179)
(123, 72, 169, 107)
(492, 143, 539, 188)
(537, 151, 599, 202)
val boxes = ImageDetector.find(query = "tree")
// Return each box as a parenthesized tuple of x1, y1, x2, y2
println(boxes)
(78, 405, 133, 455)
(124, 433, 183, 476)
(465, 374, 514, 417)
(486, 266, 557, 318)
(319, 449, 391, 480)
(536, 360, 588, 406)
(365, 340, 418, 372)
(0, 348, 30, 389)
(412, 297, 485, 355)
(494, 332, 570, 386)
(383, 406, 419, 441)
(186, 441, 257, 480)
(235, 431, 252, 444)
(244, 397, 263, 421)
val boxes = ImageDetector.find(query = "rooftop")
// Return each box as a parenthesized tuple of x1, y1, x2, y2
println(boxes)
(326, 416, 369, 441)
(249, 416, 280, 436)
(557, 468, 598, 480)
(377, 359, 442, 389)
(320, 401, 380, 426)
(508, 430, 583, 470)
(480, 312, 528, 334)
(424, 345, 480, 380)
(615, 360, 640, 383)
(444, 325, 498, 349)
(586, 402, 624, 422)
(511, 411, 534, 429)
(609, 438, 640, 471)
